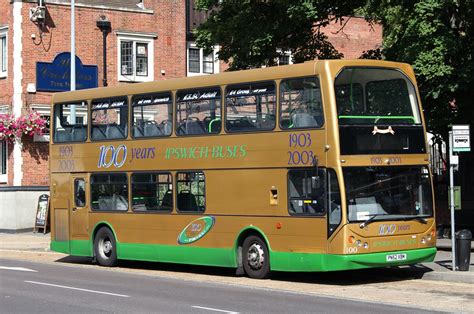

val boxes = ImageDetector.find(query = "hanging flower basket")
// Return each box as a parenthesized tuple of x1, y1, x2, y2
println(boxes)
(0, 110, 49, 142)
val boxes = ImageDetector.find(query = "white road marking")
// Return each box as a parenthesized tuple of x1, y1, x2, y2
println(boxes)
(0, 266, 37, 272)
(25, 280, 130, 298)
(192, 305, 239, 314)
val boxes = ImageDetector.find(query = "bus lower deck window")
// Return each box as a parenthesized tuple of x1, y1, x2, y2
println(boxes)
(176, 171, 205, 212)
(91, 173, 129, 211)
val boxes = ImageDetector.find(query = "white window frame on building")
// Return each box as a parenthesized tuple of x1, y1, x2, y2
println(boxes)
(0, 25, 8, 78)
(186, 42, 219, 77)
(30, 105, 51, 143)
(277, 49, 293, 66)
(116, 31, 156, 82)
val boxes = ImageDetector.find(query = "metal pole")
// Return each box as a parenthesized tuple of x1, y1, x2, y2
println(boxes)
(449, 131, 456, 271)
(102, 29, 108, 87)
(70, 0, 75, 91)
(70, 0, 76, 123)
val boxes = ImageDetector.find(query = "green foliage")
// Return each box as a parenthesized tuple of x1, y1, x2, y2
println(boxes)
(195, 1, 473, 139)
(364, 0, 474, 139)
(194, 0, 364, 70)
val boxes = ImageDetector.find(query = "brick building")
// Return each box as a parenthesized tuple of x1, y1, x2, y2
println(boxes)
(0, 0, 381, 231)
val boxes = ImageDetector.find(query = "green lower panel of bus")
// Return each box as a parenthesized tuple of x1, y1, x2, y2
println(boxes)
(50, 240, 71, 254)
(52, 239, 436, 272)
(51, 240, 91, 256)
(271, 247, 437, 272)
(117, 242, 236, 267)
(50, 239, 236, 267)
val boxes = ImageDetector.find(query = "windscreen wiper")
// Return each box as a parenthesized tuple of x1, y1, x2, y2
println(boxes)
(403, 216, 428, 224)
(359, 214, 391, 229)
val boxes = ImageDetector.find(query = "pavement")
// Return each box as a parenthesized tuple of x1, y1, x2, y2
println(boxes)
(0, 232, 473, 284)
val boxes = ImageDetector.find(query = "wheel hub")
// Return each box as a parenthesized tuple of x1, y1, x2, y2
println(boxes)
(99, 238, 113, 258)
(247, 243, 265, 270)
(103, 240, 112, 254)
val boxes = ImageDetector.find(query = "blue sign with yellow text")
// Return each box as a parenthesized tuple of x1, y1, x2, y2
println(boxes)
(36, 52, 98, 92)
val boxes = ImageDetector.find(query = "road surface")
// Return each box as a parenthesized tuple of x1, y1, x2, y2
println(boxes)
(0, 257, 444, 313)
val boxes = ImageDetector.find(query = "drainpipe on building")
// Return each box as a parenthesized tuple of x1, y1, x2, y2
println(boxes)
(96, 16, 111, 87)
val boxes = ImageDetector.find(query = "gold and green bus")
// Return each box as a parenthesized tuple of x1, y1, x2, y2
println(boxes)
(50, 59, 436, 279)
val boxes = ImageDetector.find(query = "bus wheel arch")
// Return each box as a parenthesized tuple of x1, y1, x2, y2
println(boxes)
(92, 224, 118, 267)
(236, 228, 271, 279)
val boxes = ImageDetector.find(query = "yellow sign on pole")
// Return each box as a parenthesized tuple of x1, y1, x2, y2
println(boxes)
(448, 186, 462, 210)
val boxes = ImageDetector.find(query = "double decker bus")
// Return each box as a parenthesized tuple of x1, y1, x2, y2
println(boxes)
(50, 60, 436, 279)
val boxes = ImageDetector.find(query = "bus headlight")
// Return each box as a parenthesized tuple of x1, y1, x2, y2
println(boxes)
(356, 240, 362, 247)
(421, 237, 426, 244)
(429, 229, 436, 241)
(363, 242, 369, 249)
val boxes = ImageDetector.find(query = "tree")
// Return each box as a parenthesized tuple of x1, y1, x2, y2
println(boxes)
(194, 0, 364, 70)
(364, 0, 474, 140)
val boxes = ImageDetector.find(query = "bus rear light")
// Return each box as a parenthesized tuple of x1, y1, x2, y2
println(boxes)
(348, 236, 355, 244)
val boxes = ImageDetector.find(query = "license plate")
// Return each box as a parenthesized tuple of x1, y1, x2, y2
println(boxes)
(386, 253, 407, 262)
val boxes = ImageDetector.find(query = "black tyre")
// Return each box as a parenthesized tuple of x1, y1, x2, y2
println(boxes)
(94, 227, 117, 267)
(242, 235, 270, 279)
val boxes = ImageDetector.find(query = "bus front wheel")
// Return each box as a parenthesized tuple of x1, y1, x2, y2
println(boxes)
(242, 235, 270, 279)
(94, 227, 117, 267)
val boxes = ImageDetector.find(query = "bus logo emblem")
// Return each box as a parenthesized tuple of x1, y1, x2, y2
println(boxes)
(379, 224, 396, 235)
(178, 216, 215, 245)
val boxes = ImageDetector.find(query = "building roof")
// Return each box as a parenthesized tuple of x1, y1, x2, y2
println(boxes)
(45, 1, 147, 12)
(78, 0, 143, 10)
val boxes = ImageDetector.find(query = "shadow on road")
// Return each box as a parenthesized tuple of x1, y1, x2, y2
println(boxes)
(53, 255, 433, 286)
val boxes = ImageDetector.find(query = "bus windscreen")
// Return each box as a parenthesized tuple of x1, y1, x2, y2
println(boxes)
(344, 166, 433, 223)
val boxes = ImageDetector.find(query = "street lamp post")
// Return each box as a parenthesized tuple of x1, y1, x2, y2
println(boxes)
(96, 16, 111, 87)
(70, 0, 76, 124)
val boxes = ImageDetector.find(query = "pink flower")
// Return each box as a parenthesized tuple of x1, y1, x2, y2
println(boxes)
(0, 110, 49, 142)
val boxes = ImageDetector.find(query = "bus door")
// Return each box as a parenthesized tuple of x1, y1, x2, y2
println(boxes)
(70, 174, 89, 240)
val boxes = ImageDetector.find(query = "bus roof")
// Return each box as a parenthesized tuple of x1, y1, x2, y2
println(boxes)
(52, 59, 413, 104)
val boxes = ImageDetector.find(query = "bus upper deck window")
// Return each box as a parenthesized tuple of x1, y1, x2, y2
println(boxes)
(280, 77, 323, 129)
(335, 67, 422, 126)
(225, 81, 276, 132)
(132, 92, 172, 138)
(175, 87, 222, 136)
(53, 101, 88, 143)
(91, 97, 128, 141)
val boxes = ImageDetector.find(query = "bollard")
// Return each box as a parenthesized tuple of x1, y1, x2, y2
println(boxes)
(455, 229, 472, 271)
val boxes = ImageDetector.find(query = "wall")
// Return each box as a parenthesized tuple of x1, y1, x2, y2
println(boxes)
(0, 0, 13, 106)
(0, 0, 13, 186)
(0, 188, 49, 232)
(3, 3, 381, 189)
(4, 1, 186, 187)
(324, 16, 382, 59)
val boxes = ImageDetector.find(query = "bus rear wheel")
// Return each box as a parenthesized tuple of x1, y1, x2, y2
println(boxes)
(242, 235, 270, 279)
(94, 227, 117, 267)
